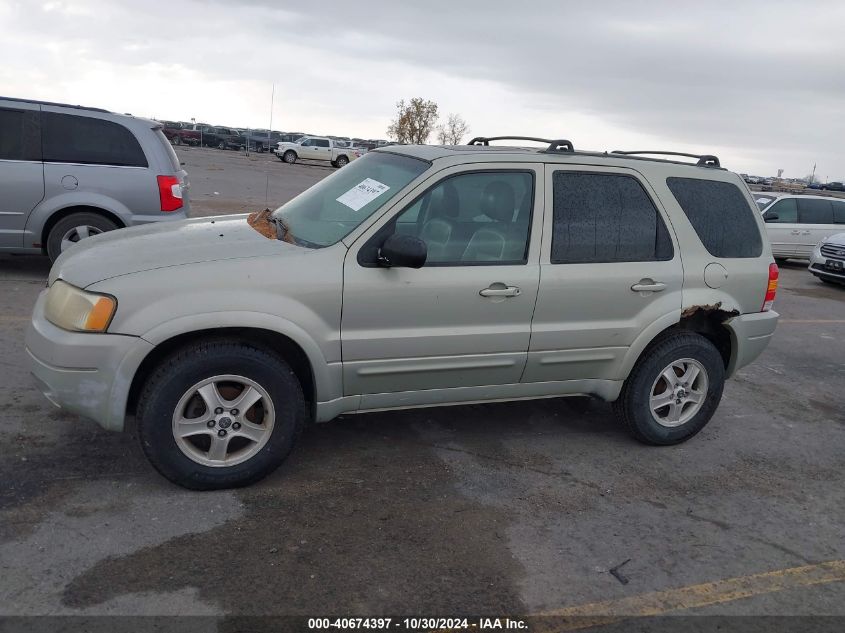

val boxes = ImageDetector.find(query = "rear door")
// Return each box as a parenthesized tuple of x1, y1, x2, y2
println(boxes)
(314, 138, 332, 161)
(0, 101, 43, 249)
(525, 165, 682, 383)
(762, 198, 799, 257)
(796, 198, 836, 257)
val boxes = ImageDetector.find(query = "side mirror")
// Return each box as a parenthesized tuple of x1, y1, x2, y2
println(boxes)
(763, 212, 779, 222)
(378, 234, 427, 269)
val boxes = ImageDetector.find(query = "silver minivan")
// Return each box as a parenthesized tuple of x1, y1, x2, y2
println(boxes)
(761, 194, 845, 259)
(0, 97, 189, 261)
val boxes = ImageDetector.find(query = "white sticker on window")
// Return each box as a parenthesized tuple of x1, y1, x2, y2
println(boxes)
(756, 197, 772, 204)
(336, 178, 390, 211)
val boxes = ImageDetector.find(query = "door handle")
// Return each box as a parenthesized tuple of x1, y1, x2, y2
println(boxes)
(802, 231, 811, 235)
(480, 284, 521, 298)
(791, 230, 801, 235)
(631, 280, 667, 293)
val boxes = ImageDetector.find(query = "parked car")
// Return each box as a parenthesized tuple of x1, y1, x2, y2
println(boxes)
(0, 96, 189, 262)
(28, 139, 779, 489)
(275, 135, 362, 168)
(761, 194, 845, 260)
(196, 125, 245, 150)
(821, 181, 845, 192)
(161, 121, 200, 146)
(752, 193, 781, 211)
(807, 182, 823, 190)
(809, 233, 845, 285)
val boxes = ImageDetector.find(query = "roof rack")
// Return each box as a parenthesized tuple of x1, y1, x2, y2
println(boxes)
(611, 150, 720, 167)
(467, 136, 574, 153)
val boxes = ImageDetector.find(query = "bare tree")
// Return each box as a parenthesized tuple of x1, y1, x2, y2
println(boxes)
(387, 98, 439, 144)
(436, 113, 470, 145)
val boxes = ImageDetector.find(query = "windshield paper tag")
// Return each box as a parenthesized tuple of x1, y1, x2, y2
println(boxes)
(336, 178, 390, 211)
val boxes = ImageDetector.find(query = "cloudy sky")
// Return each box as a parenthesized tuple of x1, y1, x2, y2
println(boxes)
(2, 0, 843, 179)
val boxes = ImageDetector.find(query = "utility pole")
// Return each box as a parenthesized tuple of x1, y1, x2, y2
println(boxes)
(811, 163, 816, 184)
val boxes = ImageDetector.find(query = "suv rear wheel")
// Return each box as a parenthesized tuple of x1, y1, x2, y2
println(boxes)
(46, 212, 119, 262)
(613, 332, 725, 445)
(137, 341, 306, 490)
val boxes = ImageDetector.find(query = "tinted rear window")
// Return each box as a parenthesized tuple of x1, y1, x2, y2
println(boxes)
(0, 107, 41, 161)
(666, 177, 762, 258)
(42, 112, 147, 167)
(552, 172, 673, 264)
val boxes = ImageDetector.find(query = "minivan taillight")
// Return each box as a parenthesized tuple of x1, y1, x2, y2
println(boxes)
(762, 262, 779, 311)
(157, 175, 183, 212)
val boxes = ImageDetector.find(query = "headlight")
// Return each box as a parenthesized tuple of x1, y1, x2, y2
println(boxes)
(44, 280, 117, 333)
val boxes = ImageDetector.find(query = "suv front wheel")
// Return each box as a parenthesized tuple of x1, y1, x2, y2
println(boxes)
(613, 332, 725, 445)
(137, 341, 306, 490)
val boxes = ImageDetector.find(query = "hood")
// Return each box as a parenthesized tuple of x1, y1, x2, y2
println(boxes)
(823, 232, 845, 248)
(50, 214, 297, 288)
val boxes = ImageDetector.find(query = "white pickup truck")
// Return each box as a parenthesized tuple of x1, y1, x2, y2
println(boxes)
(274, 136, 362, 168)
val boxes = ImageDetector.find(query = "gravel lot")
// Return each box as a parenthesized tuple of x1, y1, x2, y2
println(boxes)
(1, 148, 843, 629)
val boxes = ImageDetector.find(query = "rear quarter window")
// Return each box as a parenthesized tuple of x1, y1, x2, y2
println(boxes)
(666, 177, 762, 258)
(42, 112, 148, 167)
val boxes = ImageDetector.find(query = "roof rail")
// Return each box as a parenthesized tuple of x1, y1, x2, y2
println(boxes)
(611, 150, 720, 167)
(467, 136, 574, 153)
(0, 95, 110, 113)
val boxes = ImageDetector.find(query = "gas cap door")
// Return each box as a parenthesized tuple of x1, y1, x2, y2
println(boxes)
(704, 262, 728, 289)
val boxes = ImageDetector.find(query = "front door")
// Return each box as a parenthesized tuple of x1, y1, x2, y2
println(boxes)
(342, 165, 543, 401)
(523, 165, 683, 383)
(0, 101, 43, 249)
(762, 198, 799, 257)
(298, 138, 320, 160)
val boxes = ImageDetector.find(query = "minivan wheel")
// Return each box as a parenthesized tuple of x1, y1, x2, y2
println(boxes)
(283, 150, 297, 164)
(137, 341, 306, 490)
(46, 212, 119, 262)
(613, 332, 725, 445)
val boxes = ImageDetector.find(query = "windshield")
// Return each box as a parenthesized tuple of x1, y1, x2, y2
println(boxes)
(272, 151, 429, 247)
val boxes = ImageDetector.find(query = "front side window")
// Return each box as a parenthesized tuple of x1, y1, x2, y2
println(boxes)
(551, 172, 673, 264)
(362, 171, 535, 266)
(42, 112, 147, 167)
(0, 108, 41, 161)
(272, 151, 429, 248)
(764, 198, 798, 223)
(666, 177, 762, 258)
(797, 198, 834, 224)
(299, 138, 312, 146)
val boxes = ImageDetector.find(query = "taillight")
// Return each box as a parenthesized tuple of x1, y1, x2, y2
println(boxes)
(157, 175, 183, 212)
(762, 262, 778, 311)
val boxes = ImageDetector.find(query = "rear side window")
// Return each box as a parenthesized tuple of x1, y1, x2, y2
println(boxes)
(316, 139, 330, 147)
(797, 198, 834, 224)
(551, 172, 673, 264)
(0, 108, 41, 161)
(42, 112, 147, 167)
(666, 177, 762, 258)
(833, 201, 845, 224)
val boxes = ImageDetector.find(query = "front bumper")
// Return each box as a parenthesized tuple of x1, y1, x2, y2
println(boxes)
(723, 310, 779, 378)
(809, 246, 845, 283)
(25, 290, 154, 431)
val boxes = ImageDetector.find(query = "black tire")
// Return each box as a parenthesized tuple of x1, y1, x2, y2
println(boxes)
(174, 136, 182, 146)
(330, 160, 338, 168)
(283, 150, 297, 164)
(774, 257, 789, 265)
(335, 155, 349, 168)
(613, 331, 725, 445)
(46, 211, 119, 262)
(218, 141, 226, 150)
(137, 341, 307, 490)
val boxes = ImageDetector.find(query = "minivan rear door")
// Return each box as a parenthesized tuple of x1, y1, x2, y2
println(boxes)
(0, 100, 43, 250)
(796, 198, 836, 257)
(762, 198, 799, 258)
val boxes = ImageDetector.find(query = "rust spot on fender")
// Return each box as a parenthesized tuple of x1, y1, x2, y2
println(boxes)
(681, 302, 740, 320)
(247, 208, 276, 240)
